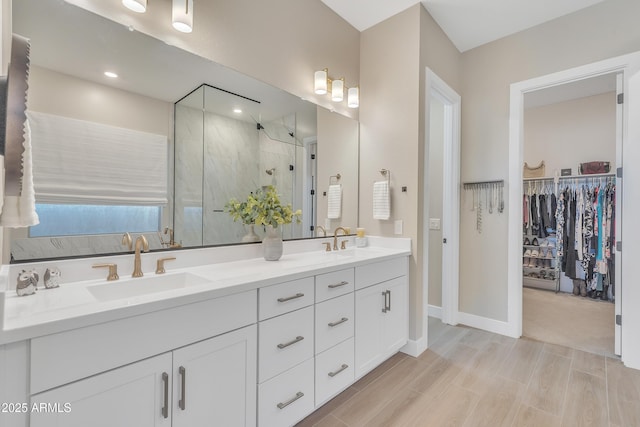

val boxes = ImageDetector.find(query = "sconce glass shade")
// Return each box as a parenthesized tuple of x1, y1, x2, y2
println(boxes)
(314, 69, 328, 95)
(172, 0, 194, 33)
(348, 87, 359, 108)
(122, 0, 147, 13)
(332, 78, 344, 102)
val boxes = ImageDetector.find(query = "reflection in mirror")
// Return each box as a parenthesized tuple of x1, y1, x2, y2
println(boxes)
(174, 84, 313, 247)
(6, 0, 358, 263)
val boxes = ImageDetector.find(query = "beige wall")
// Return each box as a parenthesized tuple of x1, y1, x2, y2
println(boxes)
(360, 3, 461, 343)
(524, 92, 616, 175)
(459, 0, 640, 321)
(66, 0, 360, 120)
(316, 107, 359, 232)
(28, 66, 171, 136)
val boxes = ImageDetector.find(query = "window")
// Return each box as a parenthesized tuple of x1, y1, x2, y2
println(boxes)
(30, 204, 161, 237)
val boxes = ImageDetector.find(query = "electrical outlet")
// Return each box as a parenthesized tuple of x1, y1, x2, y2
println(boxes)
(429, 218, 441, 230)
(394, 220, 403, 235)
(325, 218, 331, 229)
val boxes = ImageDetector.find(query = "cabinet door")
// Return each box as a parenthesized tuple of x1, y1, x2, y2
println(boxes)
(172, 324, 257, 427)
(30, 353, 172, 427)
(381, 276, 408, 356)
(354, 282, 386, 378)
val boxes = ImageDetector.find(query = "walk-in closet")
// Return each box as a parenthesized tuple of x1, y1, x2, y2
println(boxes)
(521, 74, 619, 356)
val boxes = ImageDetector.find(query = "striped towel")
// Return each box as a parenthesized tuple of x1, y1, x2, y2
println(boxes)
(327, 184, 342, 219)
(373, 181, 390, 220)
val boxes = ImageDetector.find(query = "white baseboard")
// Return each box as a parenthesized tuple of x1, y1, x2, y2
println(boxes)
(401, 337, 428, 358)
(457, 311, 517, 338)
(428, 304, 442, 319)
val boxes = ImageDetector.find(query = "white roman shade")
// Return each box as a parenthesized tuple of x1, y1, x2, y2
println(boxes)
(28, 111, 168, 206)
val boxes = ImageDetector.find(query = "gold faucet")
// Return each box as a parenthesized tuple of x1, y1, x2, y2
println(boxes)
(333, 227, 348, 251)
(317, 225, 327, 237)
(132, 235, 149, 277)
(122, 232, 133, 251)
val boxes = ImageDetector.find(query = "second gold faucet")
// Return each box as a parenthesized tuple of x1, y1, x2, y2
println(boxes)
(132, 235, 149, 277)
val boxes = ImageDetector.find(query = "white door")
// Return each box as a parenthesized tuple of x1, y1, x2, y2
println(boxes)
(424, 68, 461, 340)
(354, 283, 385, 378)
(381, 276, 409, 355)
(172, 325, 257, 427)
(615, 72, 623, 356)
(31, 353, 172, 427)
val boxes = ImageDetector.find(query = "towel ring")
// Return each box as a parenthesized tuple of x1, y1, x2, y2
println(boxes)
(329, 173, 341, 185)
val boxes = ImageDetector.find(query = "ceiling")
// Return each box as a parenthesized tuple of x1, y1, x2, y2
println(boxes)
(320, 0, 607, 52)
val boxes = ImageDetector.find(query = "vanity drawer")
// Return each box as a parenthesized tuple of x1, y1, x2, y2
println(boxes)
(258, 306, 314, 383)
(315, 268, 354, 303)
(258, 358, 314, 427)
(355, 257, 407, 290)
(259, 277, 314, 320)
(315, 293, 354, 354)
(315, 338, 354, 407)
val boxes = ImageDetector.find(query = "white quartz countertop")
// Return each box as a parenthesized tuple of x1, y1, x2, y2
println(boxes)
(0, 243, 410, 345)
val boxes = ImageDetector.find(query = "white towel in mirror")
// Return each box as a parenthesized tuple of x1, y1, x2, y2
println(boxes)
(0, 117, 40, 227)
(373, 180, 390, 220)
(327, 184, 342, 219)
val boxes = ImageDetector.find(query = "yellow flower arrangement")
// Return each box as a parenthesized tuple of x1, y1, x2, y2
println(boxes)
(226, 186, 302, 228)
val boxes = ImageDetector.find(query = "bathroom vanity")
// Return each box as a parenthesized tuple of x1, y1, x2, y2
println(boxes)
(0, 237, 410, 427)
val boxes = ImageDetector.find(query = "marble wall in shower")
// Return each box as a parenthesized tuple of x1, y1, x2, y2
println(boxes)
(174, 105, 305, 246)
(202, 112, 261, 245)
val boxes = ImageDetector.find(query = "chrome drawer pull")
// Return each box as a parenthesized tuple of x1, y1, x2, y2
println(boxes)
(328, 317, 348, 327)
(277, 293, 304, 303)
(161, 372, 169, 419)
(178, 366, 186, 410)
(382, 291, 388, 313)
(328, 364, 349, 377)
(328, 281, 349, 289)
(277, 392, 304, 409)
(277, 336, 304, 349)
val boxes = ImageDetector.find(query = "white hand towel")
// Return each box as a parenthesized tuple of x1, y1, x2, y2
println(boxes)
(0, 117, 40, 227)
(327, 184, 342, 219)
(373, 180, 390, 220)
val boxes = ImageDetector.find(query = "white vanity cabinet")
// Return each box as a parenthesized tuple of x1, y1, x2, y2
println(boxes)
(354, 258, 409, 378)
(30, 325, 257, 427)
(29, 290, 258, 427)
(31, 352, 172, 427)
(257, 278, 316, 427)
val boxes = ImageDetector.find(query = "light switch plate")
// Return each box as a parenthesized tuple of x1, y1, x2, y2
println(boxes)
(394, 220, 403, 235)
(429, 218, 441, 230)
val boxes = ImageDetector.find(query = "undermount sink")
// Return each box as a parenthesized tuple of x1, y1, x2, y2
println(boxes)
(88, 272, 209, 302)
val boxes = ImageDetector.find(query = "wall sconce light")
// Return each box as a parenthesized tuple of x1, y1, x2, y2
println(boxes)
(331, 78, 344, 102)
(122, 0, 194, 33)
(172, 0, 194, 33)
(314, 68, 359, 108)
(348, 87, 359, 108)
(122, 0, 147, 13)
(314, 68, 328, 95)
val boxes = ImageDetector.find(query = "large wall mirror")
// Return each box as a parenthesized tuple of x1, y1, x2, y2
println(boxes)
(5, 0, 359, 263)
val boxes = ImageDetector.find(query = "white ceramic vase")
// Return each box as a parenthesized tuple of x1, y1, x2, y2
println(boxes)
(241, 224, 261, 243)
(262, 225, 283, 261)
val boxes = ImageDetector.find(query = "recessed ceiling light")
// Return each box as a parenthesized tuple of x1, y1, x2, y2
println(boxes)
(233, 108, 242, 114)
(104, 71, 118, 78)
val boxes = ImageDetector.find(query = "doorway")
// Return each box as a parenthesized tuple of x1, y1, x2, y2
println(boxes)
(508, 52, 640, 366)
(520, 73, 618, 356)
(424, 68, 461, 348)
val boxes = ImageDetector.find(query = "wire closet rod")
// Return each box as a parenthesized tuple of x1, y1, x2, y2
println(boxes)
(463, 179, 504, 189)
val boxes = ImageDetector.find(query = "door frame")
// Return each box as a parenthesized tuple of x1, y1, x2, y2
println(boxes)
(507, 51, 640, 362)
(424, 68, 461, 336)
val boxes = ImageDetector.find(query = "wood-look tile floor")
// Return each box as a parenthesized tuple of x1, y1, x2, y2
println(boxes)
(296, 317, 640, 427)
